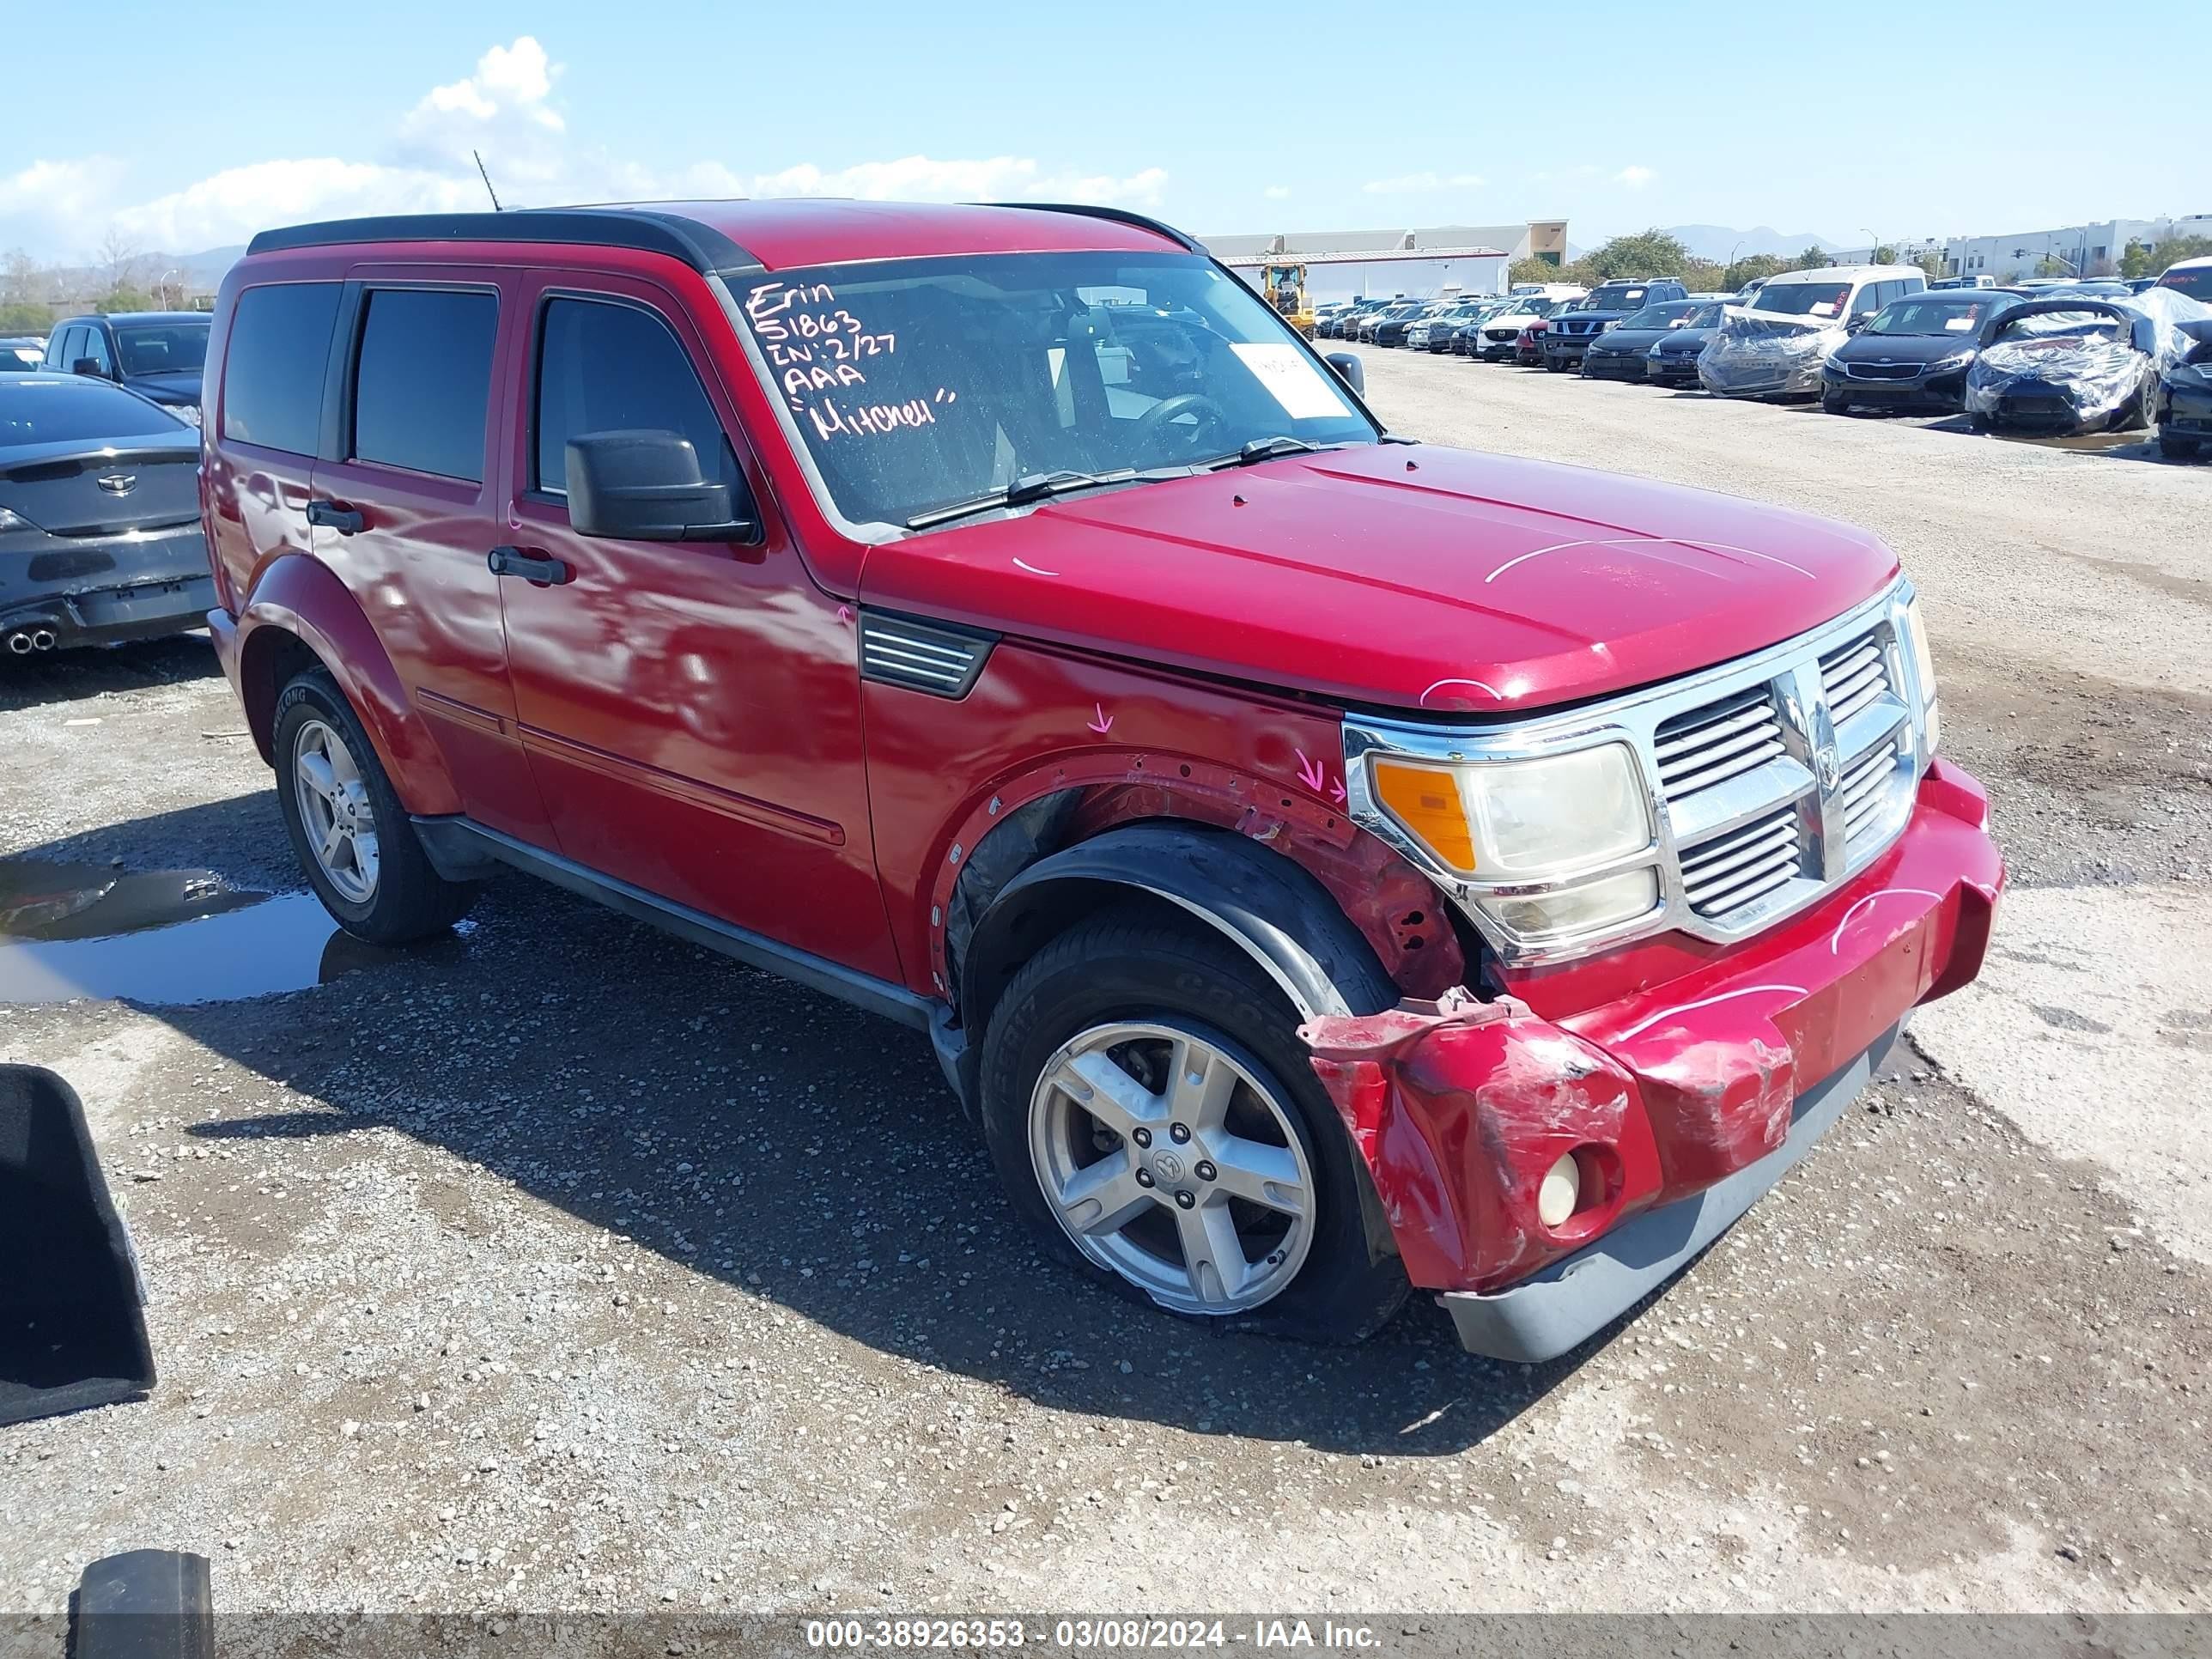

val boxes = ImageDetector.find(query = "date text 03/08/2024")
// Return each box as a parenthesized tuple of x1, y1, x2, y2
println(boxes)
(802, 1619, 1382, 1650)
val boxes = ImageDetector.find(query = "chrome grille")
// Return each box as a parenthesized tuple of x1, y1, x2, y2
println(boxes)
(1841, 735, 1902, 843)
(1342, 583, 1933, 966)
(1819, 631, 1889, 725)
(1680, 806, 1804, 918)
(1653, 686, 1786, 800)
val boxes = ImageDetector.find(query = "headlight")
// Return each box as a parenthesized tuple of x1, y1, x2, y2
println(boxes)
(1902, 592, 1940, 753)
(1372, 744, 1650, 879)
(1928, 350, 1973, 372)
(0, 505, 35, 532)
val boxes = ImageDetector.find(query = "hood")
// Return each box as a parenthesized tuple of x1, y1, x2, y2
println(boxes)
(1655, 326, 1722, 355)
(124, 368, 203, 404)
(1588, 326, 1678, 353)
(857, 444, 1899, 717)
(1830, 331, 1977, 368)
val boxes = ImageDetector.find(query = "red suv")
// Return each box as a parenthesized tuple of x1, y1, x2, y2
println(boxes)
(198, 202, 2002, 1359)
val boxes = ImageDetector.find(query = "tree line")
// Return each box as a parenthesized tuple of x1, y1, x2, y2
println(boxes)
(1504, 228, 1954, 296)
(1, 233, 202, 333)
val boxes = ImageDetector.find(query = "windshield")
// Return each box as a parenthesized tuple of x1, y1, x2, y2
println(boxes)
(1681, 303, 1724, 328)
(1752, 282, 1852, 319)
(112, 321, 210, 377)
(2156, 267, 2212, 301)
(1620, 301, 1697, 330)
(736, 252, 1375, 531)
(1868, 295, 2005, 337)
(1591, 286, 1649, 309)
(0, 377, 188, 446)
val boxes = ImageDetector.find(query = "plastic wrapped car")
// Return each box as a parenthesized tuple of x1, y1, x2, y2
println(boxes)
(2155, 317, 2212, 459)
(1697, 314, 1845, 398)
(1962, 299, 2166, 434)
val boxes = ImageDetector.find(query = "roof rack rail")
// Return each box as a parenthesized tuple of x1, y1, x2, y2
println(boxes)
(979, 202, 1201, 253)
(244, 208, 762, 275)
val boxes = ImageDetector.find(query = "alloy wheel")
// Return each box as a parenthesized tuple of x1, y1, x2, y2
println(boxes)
(293, 718, 380, 903)
(1028, 1021, 1315, 1316)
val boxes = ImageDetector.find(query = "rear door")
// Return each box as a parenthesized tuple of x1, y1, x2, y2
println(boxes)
(312, 266, 555, 846)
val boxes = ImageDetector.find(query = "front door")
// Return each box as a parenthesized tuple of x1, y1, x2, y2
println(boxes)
(311, 266, 555, 847)
(493, 269, 896, 981)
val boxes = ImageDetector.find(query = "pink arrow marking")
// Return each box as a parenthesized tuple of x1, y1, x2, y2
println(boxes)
(1294, 750, 1327, 793)
(836, 605, 854, 625)
(1329, 780, 1347, 806)
(1087, 703, 1115, 735)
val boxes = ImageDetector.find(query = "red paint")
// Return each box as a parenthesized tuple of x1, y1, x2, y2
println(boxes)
(1302, 762, 2004, 1291)
(198, 203, 2002, 1306)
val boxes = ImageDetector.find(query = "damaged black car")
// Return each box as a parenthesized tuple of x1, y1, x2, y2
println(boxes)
(0, 374, 214, 659)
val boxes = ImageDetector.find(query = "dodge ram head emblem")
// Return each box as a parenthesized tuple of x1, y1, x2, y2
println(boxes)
(95, 473, 137, 495)
(1815, 743, 1843, 791)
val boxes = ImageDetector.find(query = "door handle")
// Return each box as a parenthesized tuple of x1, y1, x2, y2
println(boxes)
(487, 545, 574, 586)
(306, 499, 366, 535)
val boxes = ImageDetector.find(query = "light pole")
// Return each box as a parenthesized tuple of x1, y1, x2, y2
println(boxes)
(156, 267, 179, 307)
(1862, 228, 1881, 260)
(1726, 240, 1742, 286)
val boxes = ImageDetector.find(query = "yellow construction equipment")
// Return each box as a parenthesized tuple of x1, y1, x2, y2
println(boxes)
(1258, 262, 1315, 337)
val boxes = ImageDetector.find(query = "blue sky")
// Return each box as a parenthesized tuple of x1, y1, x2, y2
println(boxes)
(4, 0, 2207, 262)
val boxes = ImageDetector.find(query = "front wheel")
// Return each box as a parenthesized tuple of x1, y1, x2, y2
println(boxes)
(2160, 433, 2202, 459)
(1821, 387, 1850, 415)
(1545, 356, 1568, 374)
(979, 908, 1408, 1343)
(273, 668, 480, 944)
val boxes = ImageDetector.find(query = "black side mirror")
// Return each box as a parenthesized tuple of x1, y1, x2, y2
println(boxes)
(1324, 351, 1365, 395)
(565, 430, 757, 543)
(71, 358, 107, 379)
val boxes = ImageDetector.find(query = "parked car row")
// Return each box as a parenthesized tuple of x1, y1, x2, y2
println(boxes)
(1347, 259, 2212, 460)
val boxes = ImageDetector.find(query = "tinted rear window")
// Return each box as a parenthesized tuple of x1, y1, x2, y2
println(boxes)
(0, 378, 188, 447)
(222, 283, 341, 453)
(2159, 266, 2212, 301)
(114, 321, 210, 376)
(350, 289, 498, 482)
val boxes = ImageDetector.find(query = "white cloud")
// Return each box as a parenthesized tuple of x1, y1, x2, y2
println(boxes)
(1263, 185, 1291, 201)
(1613, 165, 1656, 189)
(1362, 172, 1485, 196)
(1, 37, 1170, 259)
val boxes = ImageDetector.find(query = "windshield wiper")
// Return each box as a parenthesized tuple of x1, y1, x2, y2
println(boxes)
(906, 466, 1188, 531)
(1194, 435, 1335, 471)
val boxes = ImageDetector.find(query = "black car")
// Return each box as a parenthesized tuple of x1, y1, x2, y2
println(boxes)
(43, 312, 210, 419)
(0, 374, 215, 657)
(1540, 277, 1688, 372)
(1368, 301, 1438, 347)
(1820, 289, 2023, 415)
(1644, 301, 1728, 385)
(2154, 317, 2212, 460)
(1962, 300, 2162, 435)
(1322, 298, 1395, 339)
(1579, 299, 1706, 380)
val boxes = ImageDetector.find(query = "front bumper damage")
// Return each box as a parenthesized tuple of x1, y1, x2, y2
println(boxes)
(1301, 759, 2003, 1362)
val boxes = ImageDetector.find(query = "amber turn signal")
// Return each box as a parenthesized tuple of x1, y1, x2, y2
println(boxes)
(1370, 758, 1476, 873)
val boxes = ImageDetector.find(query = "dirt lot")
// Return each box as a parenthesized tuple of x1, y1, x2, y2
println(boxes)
(3, 349, 2208, 1617)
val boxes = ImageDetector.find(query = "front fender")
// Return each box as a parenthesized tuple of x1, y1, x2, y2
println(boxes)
(234, 555, 462, 817)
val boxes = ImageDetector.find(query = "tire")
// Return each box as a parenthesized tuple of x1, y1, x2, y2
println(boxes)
(1545, 356, 1568, 374)
(2160, 433, 2202, 459)
(978, 906, 1409, 1345)
(1821, 387, 1850, 415)
(272, 667, 480, 945)
(2118, 375, 2156, 433)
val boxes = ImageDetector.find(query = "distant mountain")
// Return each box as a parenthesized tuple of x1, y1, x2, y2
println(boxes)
(1663, 224, 1844, 261)
(180, 246, 246, 286)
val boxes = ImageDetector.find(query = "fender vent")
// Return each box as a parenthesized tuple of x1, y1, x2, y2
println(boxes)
(858, 611, 994, 698)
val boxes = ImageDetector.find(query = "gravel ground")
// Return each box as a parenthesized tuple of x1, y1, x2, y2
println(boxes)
(3, 351, 2208, 1618)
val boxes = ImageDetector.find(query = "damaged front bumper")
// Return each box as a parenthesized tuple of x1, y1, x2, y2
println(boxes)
(1302, 758, 2003, 1363)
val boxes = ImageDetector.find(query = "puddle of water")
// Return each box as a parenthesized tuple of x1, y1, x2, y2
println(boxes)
(0, 860, 414, 1006)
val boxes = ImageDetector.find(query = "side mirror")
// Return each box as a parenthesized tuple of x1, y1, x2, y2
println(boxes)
(565, 429, 757, 544)
(1844, 313, 1872, 333)
(71, 358, 107, 379)
(1323, 351, 1365, 395)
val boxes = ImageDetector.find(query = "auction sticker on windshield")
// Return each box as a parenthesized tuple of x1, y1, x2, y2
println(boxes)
(1229, 343, 1348, 420)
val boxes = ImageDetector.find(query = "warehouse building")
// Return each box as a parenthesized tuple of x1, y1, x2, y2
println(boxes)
(1938, 214, 2212, 281)
(1204, 221, 1568, 303)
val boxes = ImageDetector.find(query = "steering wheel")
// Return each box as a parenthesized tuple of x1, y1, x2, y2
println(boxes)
(1133, 393, 1230, 455)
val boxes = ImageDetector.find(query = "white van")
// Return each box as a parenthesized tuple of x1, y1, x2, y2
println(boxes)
(1509, 282, 1589, 302)
(1701, 264, 1928, 398)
